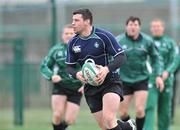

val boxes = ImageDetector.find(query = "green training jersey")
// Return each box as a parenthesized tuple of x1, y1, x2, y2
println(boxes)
(153, 35, 180, 74)
(116, 33, 163, 83)
(40, 42, 82, 90)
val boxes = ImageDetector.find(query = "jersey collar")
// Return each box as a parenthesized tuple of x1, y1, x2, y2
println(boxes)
(79, 26, 96, 40)
(153, 35, 164, 40)
(125, 32, 143, 42)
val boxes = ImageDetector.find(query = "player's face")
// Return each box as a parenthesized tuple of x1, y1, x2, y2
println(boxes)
(72, 14, 87, 34)
(150, 21, 164, 37)
(126, 20, 140, 38)
(62, 27, 75, 44)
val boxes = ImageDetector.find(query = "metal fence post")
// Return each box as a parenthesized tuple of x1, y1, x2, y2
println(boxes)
(50, 0, 57, 46)
(13, 39, 24, 125)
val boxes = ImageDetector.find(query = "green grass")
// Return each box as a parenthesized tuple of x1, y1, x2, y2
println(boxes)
(0, 107, 98, 130)
(0, 106, 180, 130)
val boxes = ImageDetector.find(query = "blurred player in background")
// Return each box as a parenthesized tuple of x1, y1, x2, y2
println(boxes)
(144, 19, 180, 130)
(66, 8, 136, 130)
(40, 25, 83, 130)
(171, 44, 180, 123)
(116, 16, 164, 130)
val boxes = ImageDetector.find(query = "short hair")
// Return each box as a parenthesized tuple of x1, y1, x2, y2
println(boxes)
(64, 24, 73, 29)
(151, 18, 165, 26)
(73, 8, 93, 25)
(62, 24, 73, 33)
(126, 16, 141, 25)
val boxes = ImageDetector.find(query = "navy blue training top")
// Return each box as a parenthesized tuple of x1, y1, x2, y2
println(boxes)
(65, 27, 124, 70)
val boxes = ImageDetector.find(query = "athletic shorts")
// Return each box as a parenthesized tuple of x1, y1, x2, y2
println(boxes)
(122, 79, 148, 95)
(52, 83, 82, 105)
(84, 80, 123, 113)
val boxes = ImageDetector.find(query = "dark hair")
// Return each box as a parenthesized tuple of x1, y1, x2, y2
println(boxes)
(73, 8, 93, 25)
(126, 16, 141, 25)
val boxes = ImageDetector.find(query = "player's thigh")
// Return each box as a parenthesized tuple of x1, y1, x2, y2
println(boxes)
(133, 79, 148, 110)
(120, 82, 133, 112)
(103, 92, 120, 114)
(134, 90, 148, 111)
(103, 82, 123, 113)
(64, 102, 80, 124)
(51, 95, 67, 112)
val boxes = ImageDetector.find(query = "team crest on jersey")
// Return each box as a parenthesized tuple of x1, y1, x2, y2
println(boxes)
(73, 45, 81, 53)
(140, 45, 146, 51)
(122, 45, 127, 49)
(154, 41, 160, 47)
(94, 42, 99, 48)
(57, 51, 63, 57)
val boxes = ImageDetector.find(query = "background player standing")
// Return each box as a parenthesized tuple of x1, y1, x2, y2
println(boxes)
(40, 25, 83, 130)
(144, 19, 180, 130)
(171, 44, 180, 123)
(116, 16, 164, 130)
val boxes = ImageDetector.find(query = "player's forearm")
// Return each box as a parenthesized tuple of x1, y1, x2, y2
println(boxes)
(149, 42, 163, 76)
(40, 57, 54, 80)
(107, 52, 127, 72)
(150, 53, 163, 77)
(40, 65, 53, 80)
(151, 45, 164, 76)
(156, 61, 164, 76)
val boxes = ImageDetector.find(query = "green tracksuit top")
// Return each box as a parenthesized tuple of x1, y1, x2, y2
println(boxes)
(144, 36, 179, 130)
(153, 36, 179, 75)
(116, 33, 163, 83)
(40, 43, 82, 90)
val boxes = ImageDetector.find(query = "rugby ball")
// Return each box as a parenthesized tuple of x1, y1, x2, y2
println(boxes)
(82, 59, 100, 86)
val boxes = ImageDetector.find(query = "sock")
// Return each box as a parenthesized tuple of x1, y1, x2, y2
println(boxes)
(61, 121, 68, 130)
(136, 117, 145, 130)
(53, 121, 68, 130)
(121, 115, 130, 122)
(117, 120, 132, 130)
(107, 124, 122, 130)
(53, 123, 62, 130)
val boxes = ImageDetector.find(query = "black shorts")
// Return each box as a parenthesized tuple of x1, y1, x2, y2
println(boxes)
(84, 80, 123, 113)
(122, 79, 148, 95)
(52, 83, 82, 105)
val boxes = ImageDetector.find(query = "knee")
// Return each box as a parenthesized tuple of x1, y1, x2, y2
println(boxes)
(103, 114, 116, 129)
(136, 106, 145, 117)
(53, 111, 62, 124)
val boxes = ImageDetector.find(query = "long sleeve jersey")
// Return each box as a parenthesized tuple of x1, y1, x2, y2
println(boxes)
(153, 36, 179, 74)
(40, 43, 81, 90)
(116, 33, 163, 83)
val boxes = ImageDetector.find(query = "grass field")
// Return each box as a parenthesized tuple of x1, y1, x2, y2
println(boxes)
(0, 106, 180, 130)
